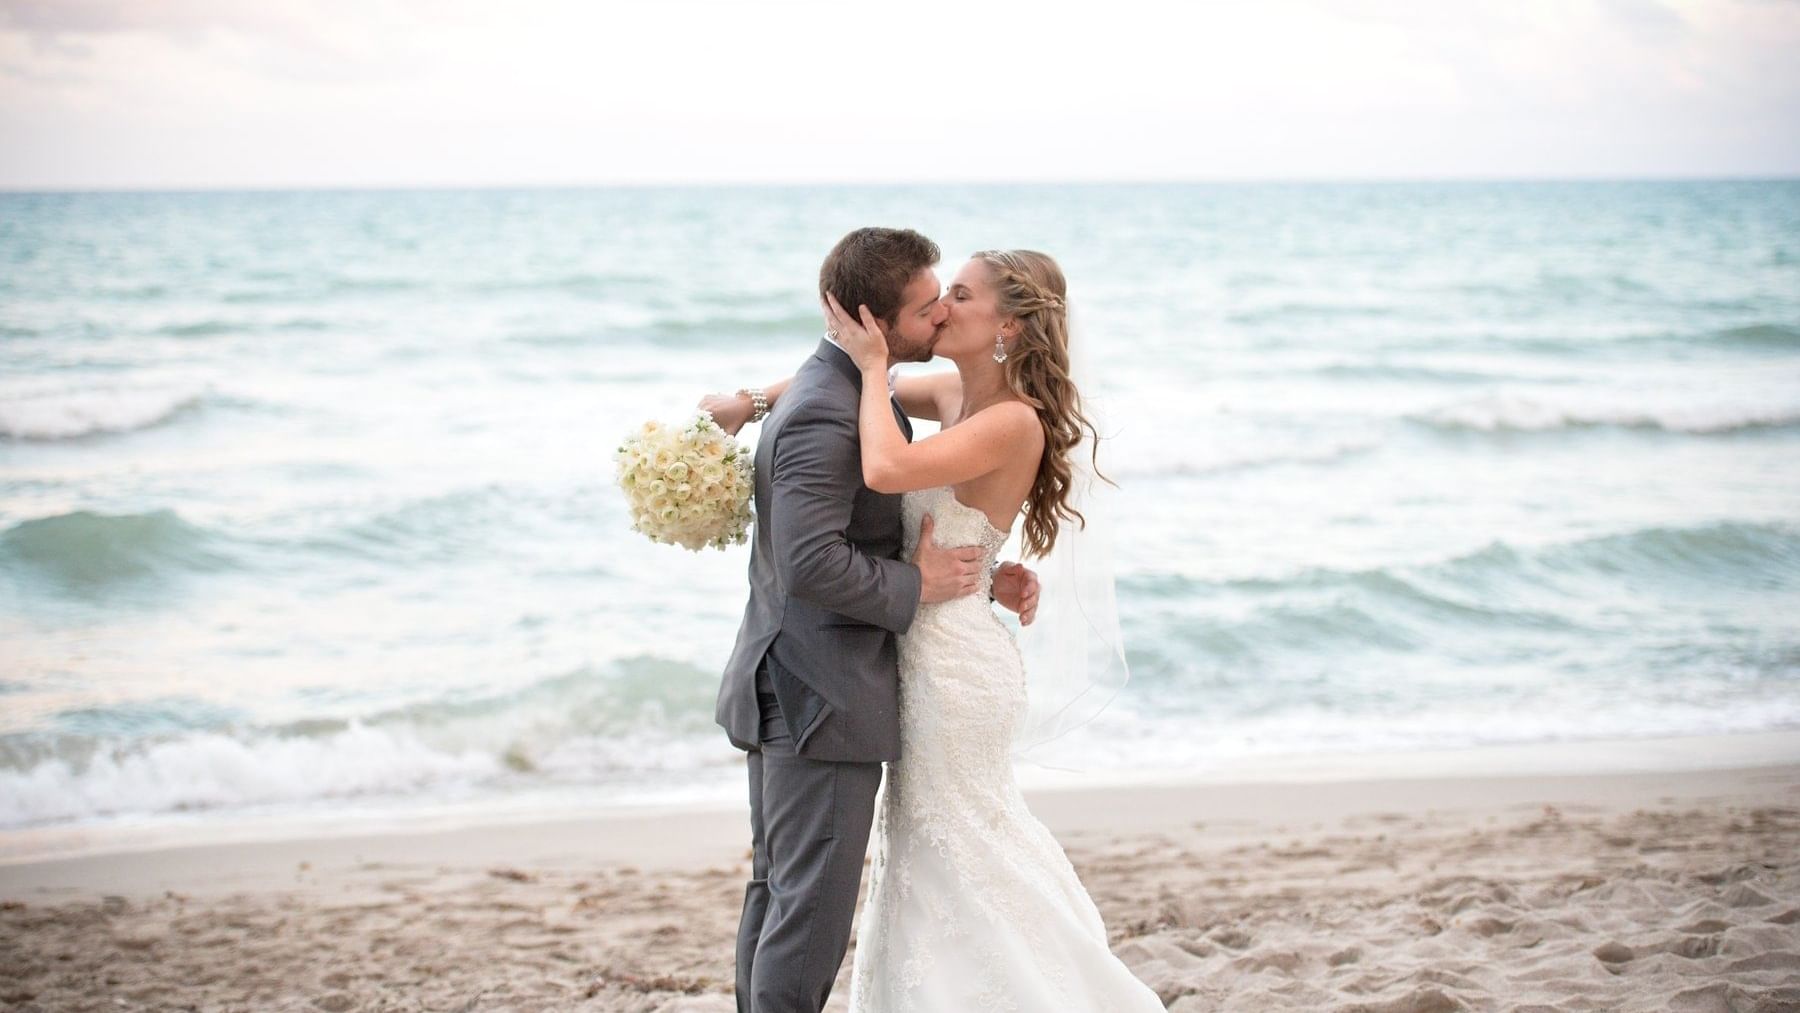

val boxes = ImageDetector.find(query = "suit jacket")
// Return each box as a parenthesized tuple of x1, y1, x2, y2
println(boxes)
(716, 340, 921, 762)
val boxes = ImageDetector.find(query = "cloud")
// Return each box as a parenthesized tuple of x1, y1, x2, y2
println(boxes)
(0, 0, 276, 38)
(1601, 0, 1692, 39)
(0, 0, 458, 86)
(0, 0, 1795, 187)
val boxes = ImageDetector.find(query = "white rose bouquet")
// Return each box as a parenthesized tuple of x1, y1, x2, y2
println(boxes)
(615, 413, 753, 551)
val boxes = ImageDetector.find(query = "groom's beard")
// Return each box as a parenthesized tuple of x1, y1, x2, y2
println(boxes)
(889, 326, 940, 364)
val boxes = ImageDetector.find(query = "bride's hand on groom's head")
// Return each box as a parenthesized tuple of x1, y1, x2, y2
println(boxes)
(824, 293, 890, 372)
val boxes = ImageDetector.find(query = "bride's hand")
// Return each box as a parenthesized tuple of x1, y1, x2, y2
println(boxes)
(993, 562, 1040, 625)
(824, 293, 890, 373)
(697, 392, 751, 435)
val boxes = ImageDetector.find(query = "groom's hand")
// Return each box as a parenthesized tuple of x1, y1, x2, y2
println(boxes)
(913, 515, 983, 603)
(992, 562, 1040, 626)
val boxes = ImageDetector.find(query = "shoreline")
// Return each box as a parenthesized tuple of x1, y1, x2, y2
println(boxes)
(4, 728, 1796, 895)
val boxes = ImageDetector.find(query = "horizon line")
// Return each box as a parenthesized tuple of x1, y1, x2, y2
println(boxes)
(3, 171, 1798, 196)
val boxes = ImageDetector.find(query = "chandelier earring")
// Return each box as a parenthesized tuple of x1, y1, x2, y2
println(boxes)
(993, 332, 1008, 364)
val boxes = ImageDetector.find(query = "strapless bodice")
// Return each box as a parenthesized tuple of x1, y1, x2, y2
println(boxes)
(900, 486, 1010, 599)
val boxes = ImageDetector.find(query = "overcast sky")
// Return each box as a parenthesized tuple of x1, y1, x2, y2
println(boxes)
(2, 0, 1797, 189)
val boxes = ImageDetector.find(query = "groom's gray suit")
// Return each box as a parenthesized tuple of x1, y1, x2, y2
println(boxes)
(718, 339, 920, 1013)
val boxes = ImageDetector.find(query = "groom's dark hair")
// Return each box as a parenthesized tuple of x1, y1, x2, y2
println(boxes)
(819, 227, 940, 330)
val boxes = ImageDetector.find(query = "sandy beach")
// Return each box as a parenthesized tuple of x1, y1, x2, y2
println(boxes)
(3, 734, 1798, 1012)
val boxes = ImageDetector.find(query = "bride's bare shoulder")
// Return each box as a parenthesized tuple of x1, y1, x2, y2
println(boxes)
(976, 400, 1041, 443)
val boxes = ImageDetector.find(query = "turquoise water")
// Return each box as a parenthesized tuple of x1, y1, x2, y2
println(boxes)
(2, 182, 1798, 837)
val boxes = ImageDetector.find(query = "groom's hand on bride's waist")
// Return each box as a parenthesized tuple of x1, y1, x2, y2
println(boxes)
(991, 562, 1040, 626)
(913, 515, 984, 604)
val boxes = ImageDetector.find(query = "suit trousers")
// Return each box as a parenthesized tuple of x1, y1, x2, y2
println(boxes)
(735, 662, 883, 1013)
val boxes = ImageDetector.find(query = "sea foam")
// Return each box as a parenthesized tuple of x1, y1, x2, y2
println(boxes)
(1414, 392, 1800, 435)
(0, 388, 207, 441)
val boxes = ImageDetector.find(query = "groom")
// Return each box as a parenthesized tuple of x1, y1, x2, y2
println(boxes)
(714, 227, 1039, 1013)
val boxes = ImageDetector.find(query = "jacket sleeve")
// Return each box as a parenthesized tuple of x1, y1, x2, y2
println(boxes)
(768, 397, 922, 634)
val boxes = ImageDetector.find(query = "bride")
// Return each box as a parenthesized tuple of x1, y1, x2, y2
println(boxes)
(735, 249, 1163, 1010)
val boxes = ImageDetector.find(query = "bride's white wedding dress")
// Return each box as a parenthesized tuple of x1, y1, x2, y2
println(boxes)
(847, 486, 1165, 1012)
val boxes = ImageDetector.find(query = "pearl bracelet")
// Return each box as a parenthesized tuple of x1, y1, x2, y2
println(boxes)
(737, 387, 770, 423)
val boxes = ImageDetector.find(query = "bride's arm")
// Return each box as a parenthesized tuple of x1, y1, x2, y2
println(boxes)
(828, 295, 1039, 495)
(697, 379, 791, 436)
(700, 370, 959, 434)
(892, 371, 961, 423)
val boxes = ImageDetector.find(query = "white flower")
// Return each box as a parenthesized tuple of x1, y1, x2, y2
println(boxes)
(615, 410, 756, 552)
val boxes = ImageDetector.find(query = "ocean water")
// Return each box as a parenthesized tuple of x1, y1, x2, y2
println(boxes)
(3, 182, 1799, 846)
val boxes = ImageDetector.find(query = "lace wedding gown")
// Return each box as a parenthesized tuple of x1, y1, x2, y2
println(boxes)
(847, 486, 1165, 1012)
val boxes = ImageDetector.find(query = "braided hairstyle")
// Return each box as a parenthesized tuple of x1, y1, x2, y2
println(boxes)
(975, 249, 1103, 558)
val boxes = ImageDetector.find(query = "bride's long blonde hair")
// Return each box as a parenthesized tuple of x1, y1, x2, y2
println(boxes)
(975, 249, 1103, 559)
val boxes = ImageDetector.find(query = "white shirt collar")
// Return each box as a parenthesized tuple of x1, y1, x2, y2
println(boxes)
(824, 333, 898, 395)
